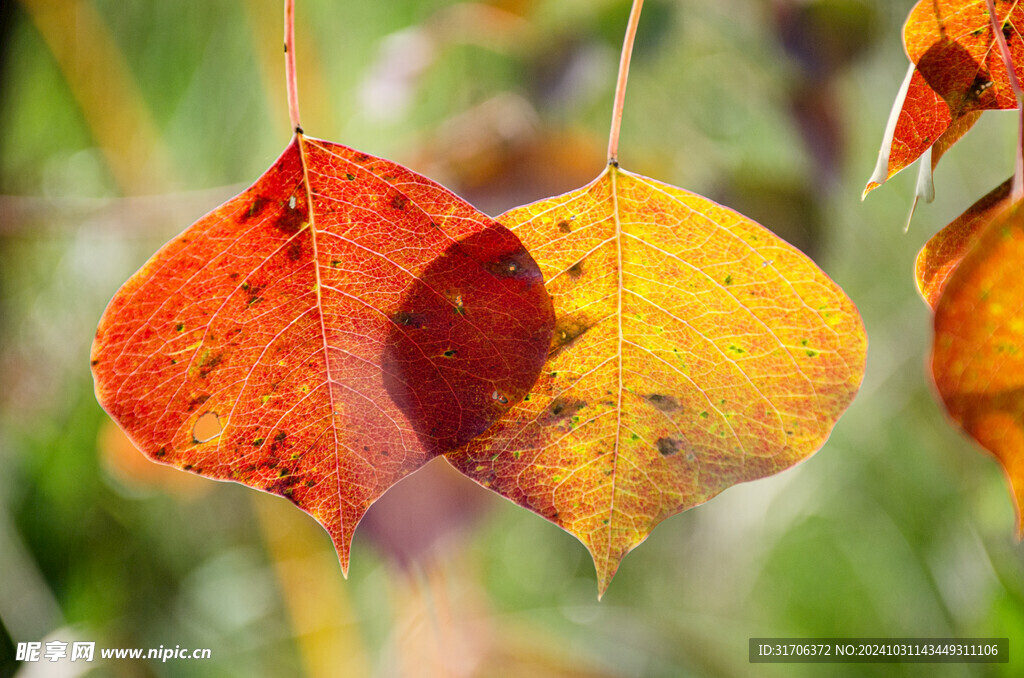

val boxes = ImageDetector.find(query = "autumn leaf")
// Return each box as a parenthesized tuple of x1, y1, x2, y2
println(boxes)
(865, 0, 1022, 196)
(932, 199, 1024, 536)
(916, 177, 1012, 308)
(445, 164, 867, 595)
(91, 134, 554, 573)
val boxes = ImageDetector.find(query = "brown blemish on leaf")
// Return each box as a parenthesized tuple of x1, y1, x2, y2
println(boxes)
(558, 220, 572, 233)
(269, 471, 303, 504)
(485, 245, 544, 284)
(244, 196, 269, 221)
(273, 204, 306, 234)
(566, 261, 584, 279)
(187, 393, 211, 412)
(392, 310, 427, 329)
(647, 394, 681, 413)
(656, 437, 680, 456)
(391, 195, 409, 211)
(198, 352, 225, 379)
(286, 238, 304, 261)
(549, 314, 597, 358)
(270, 430, 288, 452)
(540, 397, 586, 427)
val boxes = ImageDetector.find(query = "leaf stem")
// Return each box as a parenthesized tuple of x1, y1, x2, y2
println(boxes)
(607, 0, 644, 166)
(285, 0, 303, 134)
(987, 0, 1023, 200)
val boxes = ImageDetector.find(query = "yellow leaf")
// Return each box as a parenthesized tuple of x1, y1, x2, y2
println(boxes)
(446, 165, 867, 596)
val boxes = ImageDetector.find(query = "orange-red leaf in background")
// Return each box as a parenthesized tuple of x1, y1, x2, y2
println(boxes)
(865, 0, 1022, 195)
(445, 164, 867, 595)
(916, 177, 1012, 308)
(91, 134, 554, 573)
(932, 199, 1024, 536)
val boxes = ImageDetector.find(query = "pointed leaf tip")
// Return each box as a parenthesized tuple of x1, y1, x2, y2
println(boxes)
(92, 135, 554, 576)
(446, 165, 867, 592)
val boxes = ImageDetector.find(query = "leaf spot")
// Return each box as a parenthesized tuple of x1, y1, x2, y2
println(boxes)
(647, 394, 681, 413)
(656, 437, 681, 456)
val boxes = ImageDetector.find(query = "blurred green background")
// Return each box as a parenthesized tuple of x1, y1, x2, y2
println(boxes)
(2, 0, 1024, 676)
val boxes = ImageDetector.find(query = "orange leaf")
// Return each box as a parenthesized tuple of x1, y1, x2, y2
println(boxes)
(916, 177, 1012, 308)
(91, 134, 554, 573)
(445, 165, 867, 595)
(932, 199, 1024, 536)
(865, 0, 1021, 195)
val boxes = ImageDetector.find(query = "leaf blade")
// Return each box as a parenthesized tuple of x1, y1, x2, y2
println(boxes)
(916, 177, 1012, 308)
(866, 0, 1024, 195)
(446, 166, 867, 594)
(932, 199, 1024, 535)
(92, 135, 554, 573)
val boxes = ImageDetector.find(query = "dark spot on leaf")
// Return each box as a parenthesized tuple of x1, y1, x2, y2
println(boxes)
(229, 272, 240, 279)
(175, 323, 185, 332)
(558, 220, 571, 233)
(391, 195, 409, 211)
(354, 153, 369, 163)
(269, 472, 303, 504)
(345, 173, 356, 181)
(244, 196, 269, 221)
(393, 310, 427, 329)
(331, 260, 342, 267)
(483, 245, 544, 284)
(567, 261, 584, 279)
(270, 430, 288, 452)
(155, 447, 167, 458)
(647, 394, 680, 413)
(273, 205, 305, 234)
(549, 314, 597, 358)
(967, 75, 994, 102)
(656, 437, 680, 456)
(198, 351, 224, 378)
(90, 359, 99, 366)
(252, 437, 264, 447)
(286, 238, 304, 261)
(443, 349, 456, 357)
(187, 393, 211, 412)
(540, 397, 586, 426)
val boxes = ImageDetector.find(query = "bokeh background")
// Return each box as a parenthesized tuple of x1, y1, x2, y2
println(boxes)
(2, 0, 1024, 676)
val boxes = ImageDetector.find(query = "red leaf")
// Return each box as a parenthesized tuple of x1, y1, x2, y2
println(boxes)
(865, 0, 1021, 195)
(91, 135, 554, 573)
